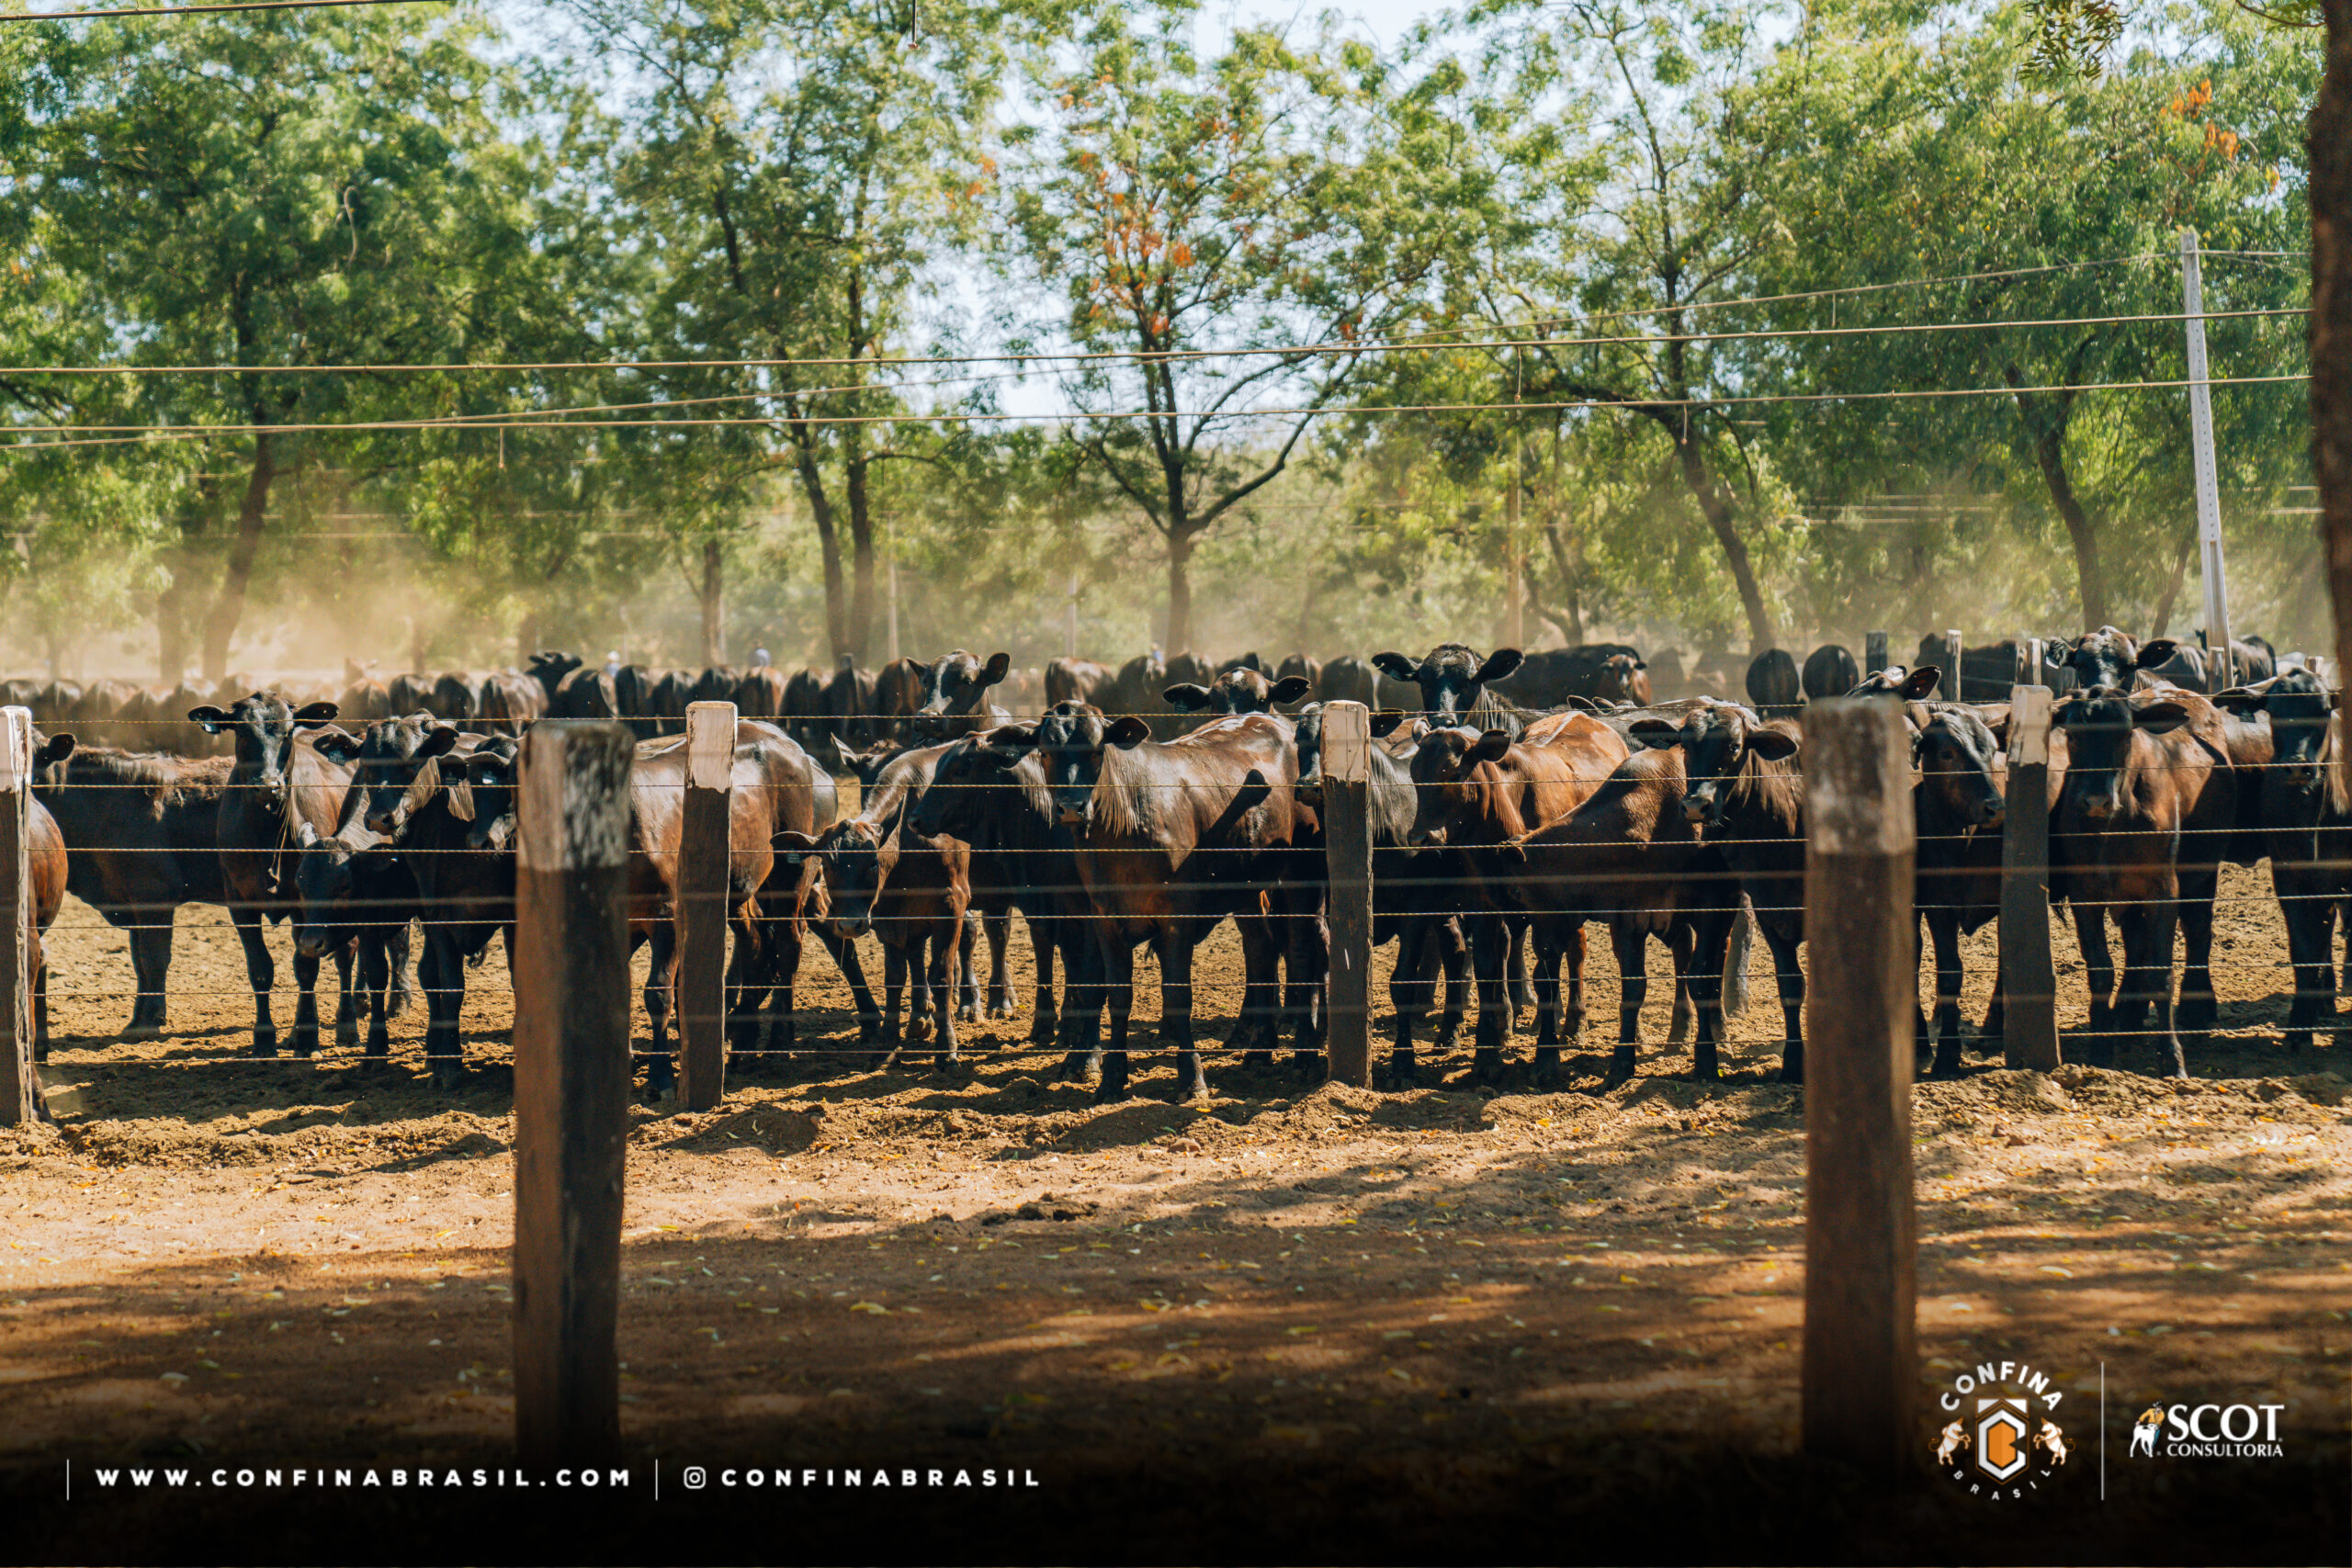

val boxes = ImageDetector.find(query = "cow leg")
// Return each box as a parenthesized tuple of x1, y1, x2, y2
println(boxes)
(386, 918, 414, 1020)
(1610, 922, 1648, 1083)
(883, 942, 913, 1054)
(1386, 918, 1432, 1088)
(1667, 919, 1696, 1044)
(1432, 916, 1469, 1054)
(1529, 925, 1571, 1086)
(230, 908, 280, 1058)
(2074, 904, 2117, 1066)
(1927, 909, 1966, 1078)
(956, 912, 983, 1023)
(1765, 924, 1806, 1084)
(1469, 916, 1512, 1080)
(31, 934, 48, 1063)
(932, 926, 962, 1072)
(125, 910, 174, 1039)
(1163, 931, 1210, 1101)
(1563, 922, 1588, 1051)
(2140, 898, 2188, 1079)
(331, 939, 361, 1050)
(2175, 871, 2220, 1034)
(1026, 912, 1059, 1048)
(288, 940, 327, 1059)
(1508, 917, 1534, 1024)
(984, 909, 1016, 1021)
(421, 931, 468, 1090)
(817, 929, 883, 1050)
(1097, 938, 1136, 1103)
(760, 919, 805, 1057)
(2279, 881, 2330, 1053)
(1057, 924, 1107, 1080)
(360, 931, 392, 1058)
(725, 914, 772, 1061)
(1681, 907, 1733, 1084)
(643, 922, 679, 1096)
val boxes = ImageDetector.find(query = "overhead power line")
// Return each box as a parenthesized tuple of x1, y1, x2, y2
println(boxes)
(0, 0, 446, 19)
(0, 305, 2303, 380)
(0, 369, 2312, 452)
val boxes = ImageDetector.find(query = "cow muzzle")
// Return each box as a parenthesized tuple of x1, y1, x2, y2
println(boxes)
(1682, 792, 1719, 826)
(1295, 781, 1324, 808)
(1057, 804, 1088, 828)
(292, 924, 334, 959)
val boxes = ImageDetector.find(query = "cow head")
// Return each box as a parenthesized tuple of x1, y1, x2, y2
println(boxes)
(1371, 644, 1522, 726)
(188, 691, 338, 811)
(1593, 653, 1649, 705)
(1405, 726, 1516, 848)
(909, 731, 1017, 842)
(975, 704, 1124, 829)
(777, 817, 896, 937)
(1915, 707, 2007, 831)
(360, 715, 464, 838)
(2052, 686, 2194, 822)
(1163, 668, 1314, 716)
(2215, 670, 2332, 824)
(460, 740, 522, 851)
(832, 736, 905, 789)
(911, 649, 1011, 736)
(1625, 701, 1799, 829)
(526, 649, 584, 702)
(1849, 666, 1942, 701)
(2045, 627, 2180, 693)
(28, 731, 75, 795)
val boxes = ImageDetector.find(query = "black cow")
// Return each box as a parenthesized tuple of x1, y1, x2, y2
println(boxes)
(291, 749, 418, 1059)
(1317, 655, 1379, 708)
(910, 649, 1013, 739)
(1500, 644, 1645, 708)
(1744, 649, 1801, 716)
(359, 718, 517, 1087)
(1372, 644, 1529, 734)
(1800, 644, 1860, 702)
(1163, 666, 1313, 717)
(2213, 671, 2346, 1051)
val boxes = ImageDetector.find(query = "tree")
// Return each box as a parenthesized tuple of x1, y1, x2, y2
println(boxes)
(560, 0, 1013, 664)
(1008, 8, 1442, 654)
(1, 9, 536, 681)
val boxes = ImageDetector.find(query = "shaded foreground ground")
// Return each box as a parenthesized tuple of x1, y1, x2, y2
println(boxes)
(2, 874, 2349, 1562)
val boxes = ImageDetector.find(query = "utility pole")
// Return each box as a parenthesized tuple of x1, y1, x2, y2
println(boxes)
(1506, 340, 1525, 648)
(2182, 229, 2233, 687)
(886, 559, 901, 665)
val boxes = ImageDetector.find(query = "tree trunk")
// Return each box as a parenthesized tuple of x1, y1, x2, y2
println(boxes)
(787, 444, 851, 659)
(846, 448, 876, 667)
(156, 564, 193, 687)
(200, 433, 275, 685)
(1672, 438, 1773, 654)
(2148, 527, 2197, 638)
(1165, 525, 1197, 655)
(2007, 372, 2109, 629)
(2319, 0, 2352, 742)
(699, 537, 725, 668)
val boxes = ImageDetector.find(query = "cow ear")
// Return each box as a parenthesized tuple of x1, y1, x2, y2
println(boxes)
(1634, 659, 1648, 671)
(1975, 705, 2012, 746)
(2209, 685, 2265, 714)
(775, 829, 820, 857)
(35, 733, 74, 765)
(978, 723, 1038, 760)
(1367, 709, 1407, 738)
(1371, 651, 1418, 681)
(293, 701, 339, 728)
(311, 728, 364, 764)
(2042, 639, 2069, 668)
(2136, 638, 2179, 670)
(980, 651, 1012, 687)
(831, 737, 865, 773)
(416, 725, 461, 760)
(1747, 728, 1801, 761)
(1899, 667, 1942, 702)
(1105, 716, 1152, 749)
(2133, 699, 2195, 734)
(1565, 694, 1599, 713)
(1271, 675, 1313, 705)
(1162, 683, 1211, 711)
(1626, 717, 1679, 749)
(1469, 729, 1513, 762)
(187, 705, 229, 734)
(1476, 648, 1524, 682)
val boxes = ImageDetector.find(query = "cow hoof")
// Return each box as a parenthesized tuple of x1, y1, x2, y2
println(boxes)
(429, 1063, 467, 1092)
(1091, 1079, 1130, 1105)
(1777, 1065, 1804, 1086)
(989, 1001, 1018, 1021)
(121, 1023, 163, 1043)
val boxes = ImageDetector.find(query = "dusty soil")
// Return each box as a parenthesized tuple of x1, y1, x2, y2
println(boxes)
(2, 863, 2348, 1564)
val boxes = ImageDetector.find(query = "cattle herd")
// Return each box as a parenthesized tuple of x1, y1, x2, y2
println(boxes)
(5, 622, 2340, 1105)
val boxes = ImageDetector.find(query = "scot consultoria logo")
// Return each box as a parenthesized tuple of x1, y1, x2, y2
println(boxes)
(2130, 1397, 2287, 1459)
(1929, 1357, 2069, 1500)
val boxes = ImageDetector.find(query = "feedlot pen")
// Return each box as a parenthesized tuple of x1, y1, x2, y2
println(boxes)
(3, 867, 2349, 1561)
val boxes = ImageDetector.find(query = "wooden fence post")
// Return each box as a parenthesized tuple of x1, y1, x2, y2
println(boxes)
(1998, 685, 2062, 1071)
(0, 707, 32, 1125)
(1322, 700, 1373, 1089)
(1864, 630, 1888, 677)
(1801, 698, 1917, 1479)
(679, 701, 736, 1111)
(513, 721, 634, 1472)
(1944, 628, 1964, 701)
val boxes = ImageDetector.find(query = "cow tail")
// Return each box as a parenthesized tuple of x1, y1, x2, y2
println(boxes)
(1720, 894, 1754, 1021)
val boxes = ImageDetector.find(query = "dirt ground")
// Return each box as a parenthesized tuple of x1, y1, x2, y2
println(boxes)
(2, 863, 2348, 1564)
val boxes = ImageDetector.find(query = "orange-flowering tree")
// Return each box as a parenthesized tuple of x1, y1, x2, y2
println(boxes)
(1009, 8, 1449, 654)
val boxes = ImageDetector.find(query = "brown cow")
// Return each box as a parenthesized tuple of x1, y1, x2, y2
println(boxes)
(981, 710, 1306, 1100)
(2052, 687, 2235, 1076)
(1406, 710, 1628, 1078)
(779, 739, 976, 1071)
(26, 797, 63, 1062)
